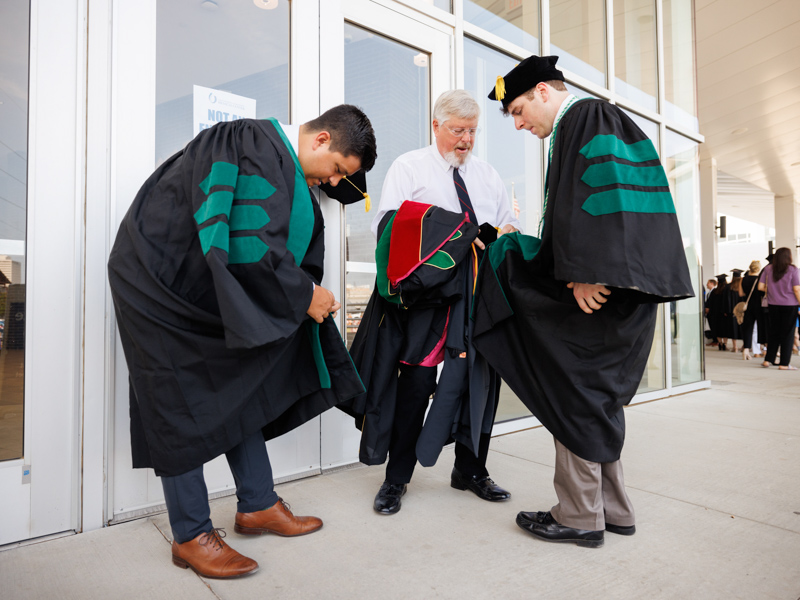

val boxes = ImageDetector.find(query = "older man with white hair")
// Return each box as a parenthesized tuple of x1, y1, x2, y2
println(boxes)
(367, 90, 520, 515)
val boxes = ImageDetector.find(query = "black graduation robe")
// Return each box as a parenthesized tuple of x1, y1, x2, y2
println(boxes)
(344, 201, 481, 465)
(108, 118, 364, 477)
(472, 99, 694, 463)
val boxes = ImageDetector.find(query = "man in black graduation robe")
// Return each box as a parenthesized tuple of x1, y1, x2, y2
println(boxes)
(108, 105, 376, 577)
(478, 56, 693, 548)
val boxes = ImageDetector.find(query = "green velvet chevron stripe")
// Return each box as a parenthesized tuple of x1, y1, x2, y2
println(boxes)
(582, 190, 675, 216)
(196, 161, 276, 262)
(582, 162, 668, 188)
(578, 134, 675, 216)
(579, 135, 660, 163)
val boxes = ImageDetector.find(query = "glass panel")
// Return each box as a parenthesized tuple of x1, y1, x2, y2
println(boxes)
(638, 304, 665, 392)
(464, 0, 540, 54)
(464, 39, 542, 422)
(0, 0, 29, 461)
(663, 0, 698, 130)
(343, 24, 430, 346)
(422, 0, 451, 11)
(622, 108, 659, 147)
(614, 0, 657, 111)
(550, 0, 606, 87)
(666, 130, 703, 385)
(156, 0, 290, 166)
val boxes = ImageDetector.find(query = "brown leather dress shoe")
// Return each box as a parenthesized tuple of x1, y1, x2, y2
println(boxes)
(171, 528, 258, 578)
(234, 498, 323, 537)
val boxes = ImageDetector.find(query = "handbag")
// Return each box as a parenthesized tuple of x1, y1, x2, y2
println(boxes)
(733, 279, 757, 325)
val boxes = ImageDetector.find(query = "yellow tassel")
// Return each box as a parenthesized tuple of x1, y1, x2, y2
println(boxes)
(343, 175, 371, 212)
(495, 75, 506, 101)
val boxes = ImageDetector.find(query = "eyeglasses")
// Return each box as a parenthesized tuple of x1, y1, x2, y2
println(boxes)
(442, 124, 481, 138)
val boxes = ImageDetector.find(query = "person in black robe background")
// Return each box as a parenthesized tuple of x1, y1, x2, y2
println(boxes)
(478, 56, 693, 548)
(108, 105, 376, 578)
(707, 273, 730, 350)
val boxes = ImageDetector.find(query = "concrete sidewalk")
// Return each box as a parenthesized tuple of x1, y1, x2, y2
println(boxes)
(2, 349, 799, 599)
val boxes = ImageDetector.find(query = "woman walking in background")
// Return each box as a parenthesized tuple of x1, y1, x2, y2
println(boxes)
(741, 261, 765, 360)
(759, 247, 800, 370)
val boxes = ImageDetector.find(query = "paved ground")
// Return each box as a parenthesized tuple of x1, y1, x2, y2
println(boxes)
(1, 348, 799, 599)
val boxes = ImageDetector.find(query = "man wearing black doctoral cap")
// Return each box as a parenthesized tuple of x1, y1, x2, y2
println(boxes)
(473, 56, 694, 547)
(108, 105, 376, 577)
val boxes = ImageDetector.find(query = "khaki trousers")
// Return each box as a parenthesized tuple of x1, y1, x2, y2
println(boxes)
(549, 438, 635, 531)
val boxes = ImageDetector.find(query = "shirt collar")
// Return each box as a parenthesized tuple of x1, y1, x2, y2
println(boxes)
(552, 94, 578, 131)
(279, 122, 300, 156)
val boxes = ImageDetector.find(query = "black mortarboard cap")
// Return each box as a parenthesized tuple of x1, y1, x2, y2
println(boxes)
(731, 268, 744, 276)
(318, 169, 371, 209)
(487, 55, 565, 109)
(715, 273, 728, 281)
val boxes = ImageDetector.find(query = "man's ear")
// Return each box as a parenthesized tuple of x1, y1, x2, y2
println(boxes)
(432, 119, 440, 135)
(312, 130, 331, 150)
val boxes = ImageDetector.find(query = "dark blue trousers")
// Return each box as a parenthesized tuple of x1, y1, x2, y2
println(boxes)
(161, 431, 279, 543)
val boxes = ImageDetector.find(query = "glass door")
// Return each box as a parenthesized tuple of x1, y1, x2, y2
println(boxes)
(0, 0, 82, 545)
(108, 0, 318, 523)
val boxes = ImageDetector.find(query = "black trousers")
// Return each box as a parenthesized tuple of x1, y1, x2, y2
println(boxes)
(764, 304, 798, 366)
(385, 363, 497, 485)
(161, 430, 279, 544)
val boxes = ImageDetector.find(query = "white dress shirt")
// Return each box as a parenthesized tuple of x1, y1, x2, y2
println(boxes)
(371, 143, 521, 238)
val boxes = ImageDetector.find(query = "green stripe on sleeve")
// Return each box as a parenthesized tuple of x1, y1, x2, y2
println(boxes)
(198, 221, 230, 254)
(579, 135, 660, 163)
(234, 175, 276, 200)
(194, 190, 234, 225)
(198, 161, 239, 195)
(581, 162, 669, 188)
(581, 189, 676, 216)
(228, 236, 269, 264)
(229, 205, 270, 232)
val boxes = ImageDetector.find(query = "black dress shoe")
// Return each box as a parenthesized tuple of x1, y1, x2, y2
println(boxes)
(373, 482, 407, 515)
(605, 522, 636, 536)
(516, 511, 604, 548)
(450, 468, 511, 501)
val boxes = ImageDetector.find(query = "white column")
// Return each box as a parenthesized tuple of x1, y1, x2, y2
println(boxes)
(699, 158, 718, 283)
(775, 195, 799, 262)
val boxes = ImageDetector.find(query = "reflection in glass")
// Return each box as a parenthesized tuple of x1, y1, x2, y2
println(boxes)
(663, 0, 698, 130)
(343, 24, 430, 346)
(464, 40, 541, 422)
(666, 131, 703, 385)
(464, 0, 540, 54)
(638, 305, 665, 392)
(464, 39, 542, 235)
(156, 0, 290, 165)
(0, 0, 28, 461)
(614, 0, 657, 111)
(550, 0, 606, 87)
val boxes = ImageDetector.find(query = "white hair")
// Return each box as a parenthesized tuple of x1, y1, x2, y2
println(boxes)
(433, 90, 480, 123)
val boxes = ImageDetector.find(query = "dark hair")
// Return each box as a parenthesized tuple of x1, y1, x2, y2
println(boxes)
(304, 104, 377, 171)
(501, 80, 568, 116)
(772, 247, 793, 282)
(730, 275, 743, 294)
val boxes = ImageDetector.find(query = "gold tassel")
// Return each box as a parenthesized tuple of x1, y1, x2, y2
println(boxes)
(343, 175, 371, 212)
(495, 75, 506, 101)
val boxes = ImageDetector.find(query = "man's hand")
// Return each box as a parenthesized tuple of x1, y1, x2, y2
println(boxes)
(307, 285, 340, 323)
(498, 224, 518, 236)
(567, 282, 611, 314)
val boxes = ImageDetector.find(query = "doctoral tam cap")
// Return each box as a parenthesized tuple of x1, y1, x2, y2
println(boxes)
(487, 55, 565, 109)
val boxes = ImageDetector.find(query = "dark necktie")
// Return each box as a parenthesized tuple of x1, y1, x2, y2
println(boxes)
(453, 167, 478, 225)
